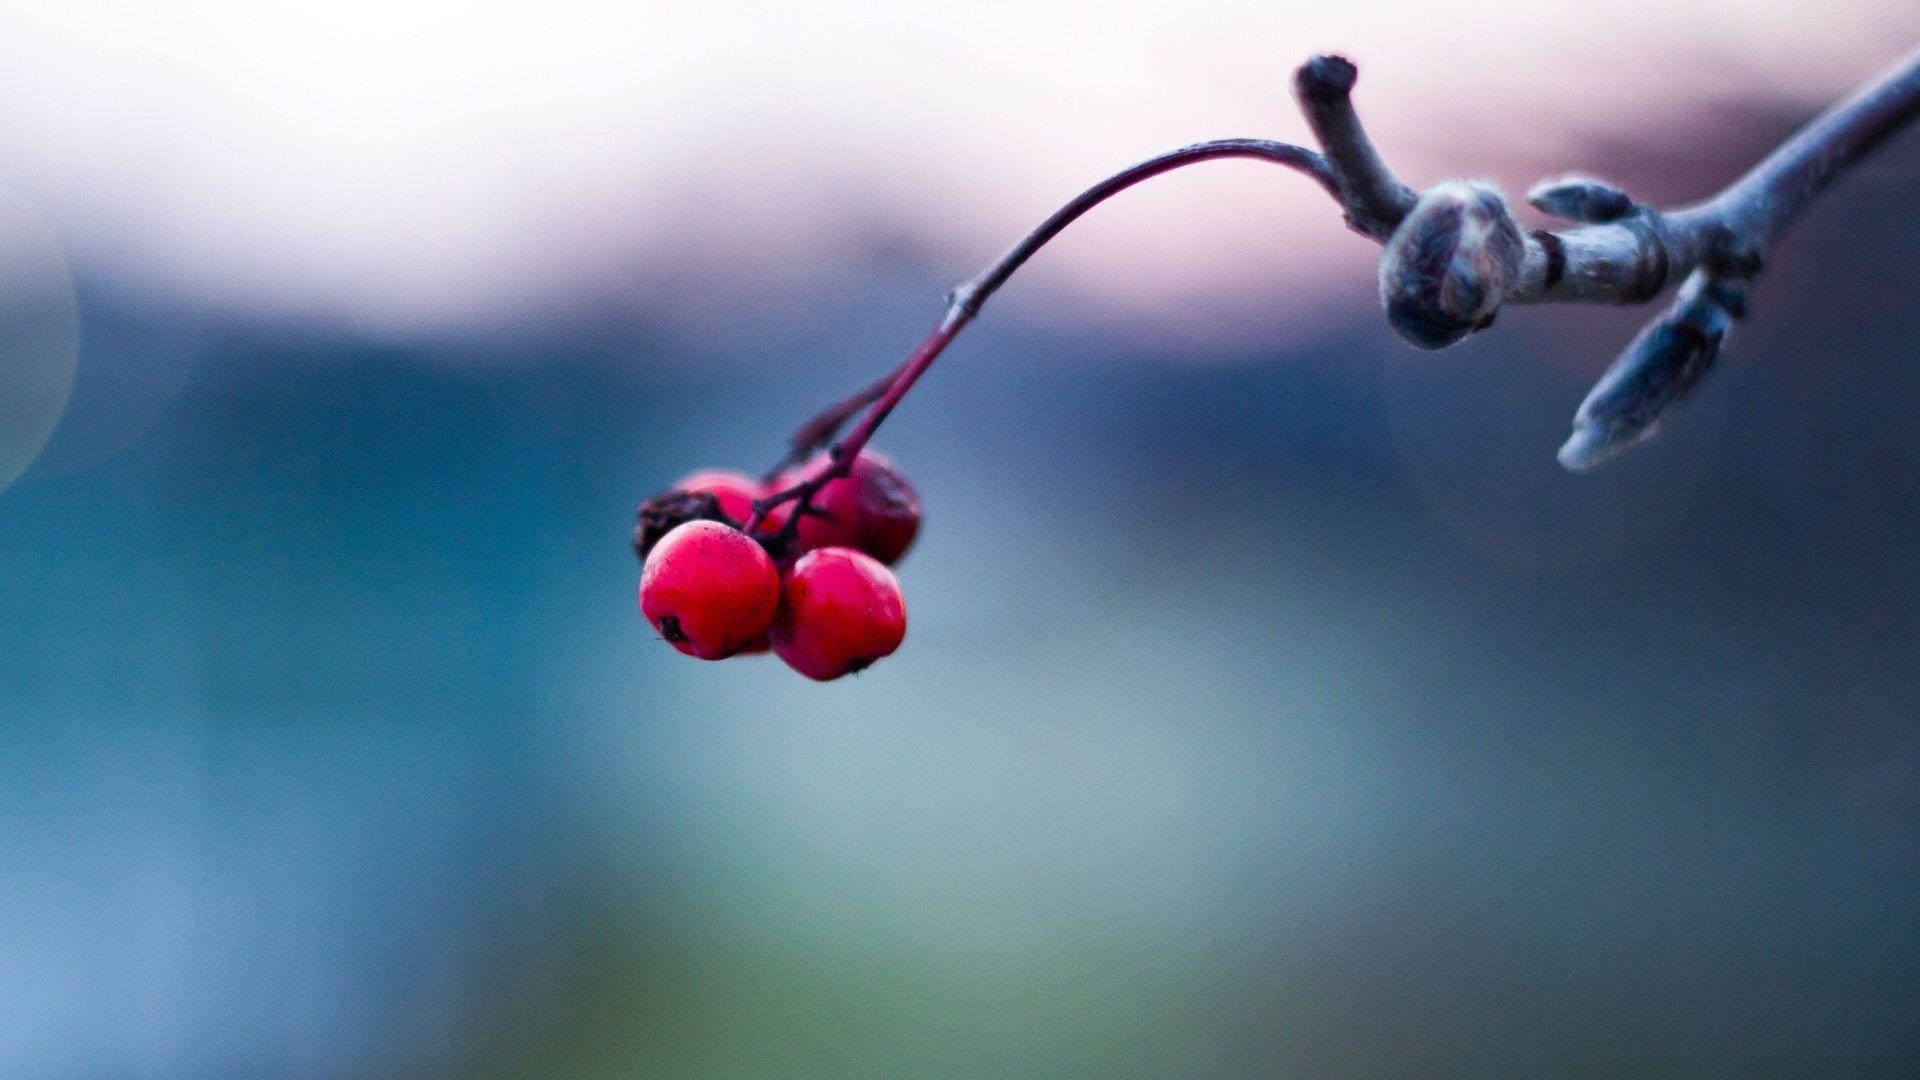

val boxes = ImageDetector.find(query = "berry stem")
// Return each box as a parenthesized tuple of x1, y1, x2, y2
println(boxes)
(765, 367, 897, 481)
(748, 138, 1336, 541)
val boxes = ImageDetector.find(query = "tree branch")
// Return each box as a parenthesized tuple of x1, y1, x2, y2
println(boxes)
(1531, 42, 1920, 463)
(1292, 54, 1417, 241)
(1711, 41, 1920, 248)
(759, 43, 1920, 509)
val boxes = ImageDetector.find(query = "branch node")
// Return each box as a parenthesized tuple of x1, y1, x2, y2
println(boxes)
(1530, 229, 1567, 290)
(1707, 239, 1766, 284)
(1620, 212, 1672, 304)
(946, 281, 985, 318)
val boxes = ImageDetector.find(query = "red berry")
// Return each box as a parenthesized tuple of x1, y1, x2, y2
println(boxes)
(640, 520, 780, 660)
(772, 547, 907, 681)
(673, 469, 761, 525)
(775, 450, 921, 564)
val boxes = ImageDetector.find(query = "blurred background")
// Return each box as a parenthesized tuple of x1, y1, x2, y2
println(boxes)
(3, 3, 1920, 1077)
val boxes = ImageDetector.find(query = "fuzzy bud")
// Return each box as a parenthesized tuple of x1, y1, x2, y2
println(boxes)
(1526, 174, 1635, 223)
(1558, 272, 1744, 472)
(1379, 182, 1524, 349)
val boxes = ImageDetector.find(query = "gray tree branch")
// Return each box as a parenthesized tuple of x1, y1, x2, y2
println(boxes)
(770, 43, 1920, 513)
(1287, 44, 1920, 469)
(1292, 55, 1417, 241)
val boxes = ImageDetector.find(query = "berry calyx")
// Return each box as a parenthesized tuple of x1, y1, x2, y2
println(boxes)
(772, 547, 908, 681)
(640, 520, 781, 660)
(773, 449, 922, 564)
(672, 469, 762, 525)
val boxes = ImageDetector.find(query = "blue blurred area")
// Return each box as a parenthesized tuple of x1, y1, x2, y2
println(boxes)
(3, 124, 1920, 1079)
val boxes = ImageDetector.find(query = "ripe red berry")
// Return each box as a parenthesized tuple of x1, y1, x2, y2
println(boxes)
(639, 520, 780, 660)
(673, 469, 762, 525)
(772, 547, 908, 681)
(773, 450, 922, 564)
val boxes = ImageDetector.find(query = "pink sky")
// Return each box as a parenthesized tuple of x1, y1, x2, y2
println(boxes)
(0, 2, 1912, 337)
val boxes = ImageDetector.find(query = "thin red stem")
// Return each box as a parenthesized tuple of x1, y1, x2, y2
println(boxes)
(764, 367, 898, 481)
(748, 138, 1334, 542)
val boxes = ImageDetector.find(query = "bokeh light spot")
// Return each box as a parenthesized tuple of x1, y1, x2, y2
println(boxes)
(0, 186, 78, 495)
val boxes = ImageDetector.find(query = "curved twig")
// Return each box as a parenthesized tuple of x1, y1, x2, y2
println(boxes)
(750, 139, 1336, 539)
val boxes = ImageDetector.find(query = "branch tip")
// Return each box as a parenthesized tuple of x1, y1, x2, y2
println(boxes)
(1294, 54, 1358, 101)
(1558, 271, 1744, 471)
(1291, 52, 1416, 241)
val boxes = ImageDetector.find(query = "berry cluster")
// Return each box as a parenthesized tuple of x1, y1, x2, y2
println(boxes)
(635, 450, 919, 681)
